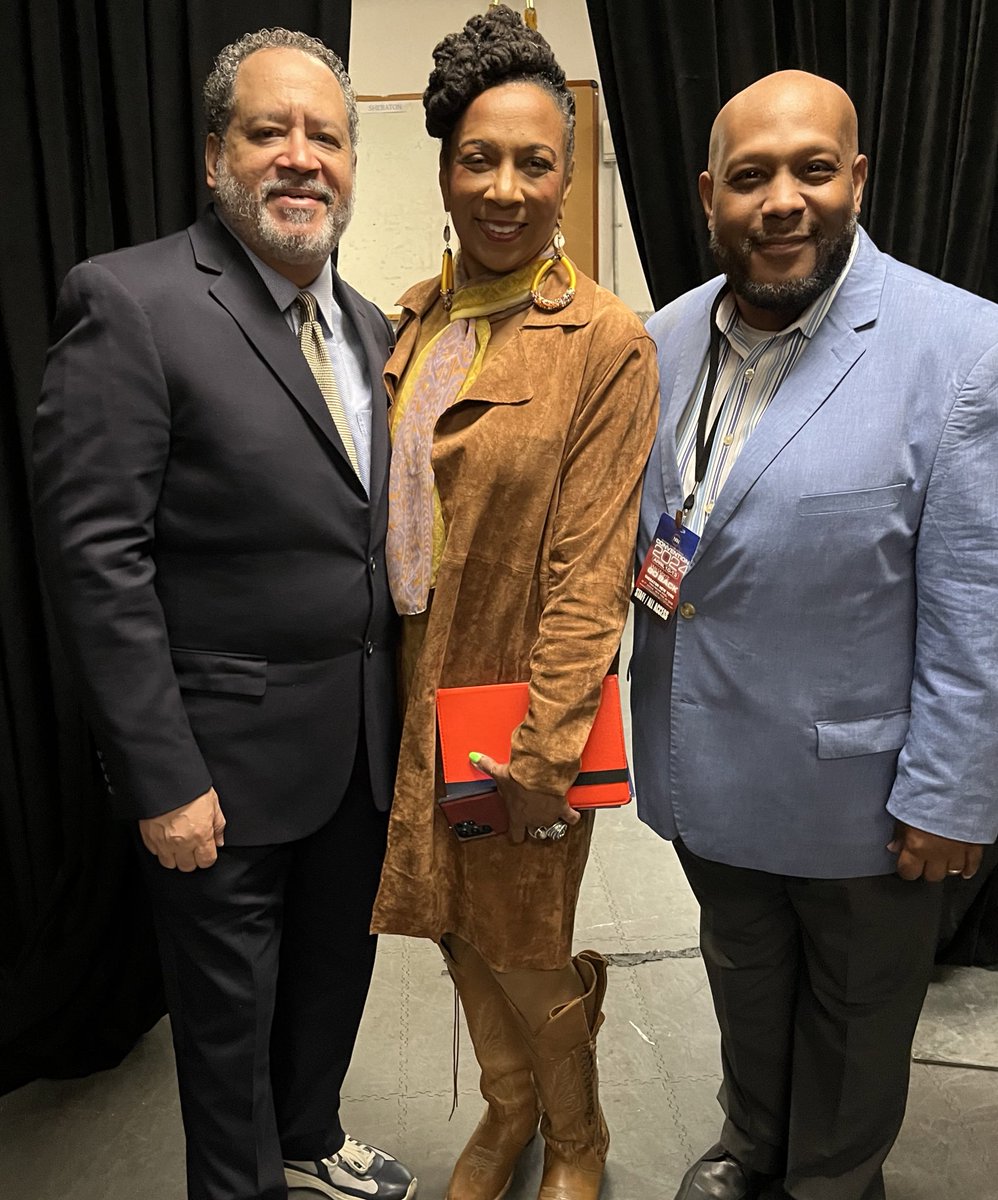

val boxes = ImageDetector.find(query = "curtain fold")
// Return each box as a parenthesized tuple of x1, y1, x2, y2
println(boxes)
(587, 0, 998, 308)
(0, 0, 352, 1095)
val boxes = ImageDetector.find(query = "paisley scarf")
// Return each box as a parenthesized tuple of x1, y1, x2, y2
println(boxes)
(386, 258, 542, 615)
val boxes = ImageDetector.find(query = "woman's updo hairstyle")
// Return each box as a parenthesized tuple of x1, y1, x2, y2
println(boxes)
(424, 4, 575, 161)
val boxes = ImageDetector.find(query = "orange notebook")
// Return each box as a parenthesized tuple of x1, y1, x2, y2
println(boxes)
(436, 675, 631, 809)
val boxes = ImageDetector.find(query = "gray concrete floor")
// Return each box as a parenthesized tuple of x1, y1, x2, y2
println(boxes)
(3, 640, 997, 1198)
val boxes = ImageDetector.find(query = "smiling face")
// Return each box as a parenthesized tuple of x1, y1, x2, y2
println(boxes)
(440, 81, 572, 281)
(700, 71, 867, 329)
(205, 47, 355, 285)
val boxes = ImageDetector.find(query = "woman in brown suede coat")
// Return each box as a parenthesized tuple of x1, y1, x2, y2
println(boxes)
(370, 10, 658, 1200)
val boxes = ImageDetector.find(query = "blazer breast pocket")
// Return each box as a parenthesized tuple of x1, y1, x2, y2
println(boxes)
(797, 483, 906, 516)
(815, 709, 910, 760)
(171, 647, 267, 696)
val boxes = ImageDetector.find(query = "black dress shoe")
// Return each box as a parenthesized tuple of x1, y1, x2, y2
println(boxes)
(674, 1143, 777, 1200)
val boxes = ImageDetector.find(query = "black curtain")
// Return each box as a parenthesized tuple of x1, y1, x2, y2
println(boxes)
(586, 0, 998, 309)
(0, 0, 351, 1095)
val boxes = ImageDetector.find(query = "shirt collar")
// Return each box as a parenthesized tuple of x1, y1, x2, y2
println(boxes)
(217, 211, 335, 325)
(716, 230, 860, 345)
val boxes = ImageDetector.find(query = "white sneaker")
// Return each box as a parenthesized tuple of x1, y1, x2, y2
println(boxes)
(285, 1135, 417, 1199)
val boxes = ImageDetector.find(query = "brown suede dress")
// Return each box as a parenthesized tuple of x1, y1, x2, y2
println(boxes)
(370, 269, 659, 970)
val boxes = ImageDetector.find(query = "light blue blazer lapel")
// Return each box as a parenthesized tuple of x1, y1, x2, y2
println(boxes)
(657, 291, 715, 512)
(691, 233, 887, 563)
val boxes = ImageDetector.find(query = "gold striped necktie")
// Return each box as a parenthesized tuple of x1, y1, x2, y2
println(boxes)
(295, 290, 360, 477)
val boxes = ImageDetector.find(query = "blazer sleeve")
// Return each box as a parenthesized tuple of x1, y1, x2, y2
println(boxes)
(33, 261, 212, 820)
(509, 321, 660, 796)
(887, 339, 998, 843)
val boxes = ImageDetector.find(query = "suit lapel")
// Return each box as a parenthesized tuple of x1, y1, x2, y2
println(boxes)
(190, 212, 365, 493)
(659, 293, 715, 512)
(691, 317, 867, 559)
(690, 235, 886, 562)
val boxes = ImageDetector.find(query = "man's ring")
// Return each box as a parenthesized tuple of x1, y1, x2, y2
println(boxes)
(946, 868, 962, 875)
(529, 821, 569, 842)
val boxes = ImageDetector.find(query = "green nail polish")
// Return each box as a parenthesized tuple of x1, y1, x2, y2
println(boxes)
(469, 751, 482, 764)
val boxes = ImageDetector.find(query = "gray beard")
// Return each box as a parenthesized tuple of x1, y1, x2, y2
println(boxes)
(213, 157, 353, 265)
(710, 215, 856, 320)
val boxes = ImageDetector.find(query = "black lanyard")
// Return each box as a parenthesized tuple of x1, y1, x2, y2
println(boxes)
(677, 282, 731, 531)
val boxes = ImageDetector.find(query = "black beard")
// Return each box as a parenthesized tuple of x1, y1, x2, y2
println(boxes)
(710, 216, 856, 321)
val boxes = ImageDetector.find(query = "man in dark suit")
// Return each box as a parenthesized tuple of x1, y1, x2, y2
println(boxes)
(33, 28, 415, 1200)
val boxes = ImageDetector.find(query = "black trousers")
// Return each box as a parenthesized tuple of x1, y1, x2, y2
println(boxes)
(675, 840, 943, 1200)
(139, 743, 388, 1200)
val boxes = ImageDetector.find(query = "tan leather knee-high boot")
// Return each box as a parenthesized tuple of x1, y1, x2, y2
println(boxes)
(508, 950, 609, 1200)
(443, 938, 541, 1200)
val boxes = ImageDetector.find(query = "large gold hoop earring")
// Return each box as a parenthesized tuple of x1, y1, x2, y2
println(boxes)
(531, 227, 577, 312)
(440, 216, 455, 312)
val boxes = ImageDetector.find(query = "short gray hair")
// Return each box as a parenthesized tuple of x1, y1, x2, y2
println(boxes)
(203, 27, 359, 146)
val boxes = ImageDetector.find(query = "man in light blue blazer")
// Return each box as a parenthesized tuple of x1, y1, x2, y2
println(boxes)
(631, 71, 998, 1200)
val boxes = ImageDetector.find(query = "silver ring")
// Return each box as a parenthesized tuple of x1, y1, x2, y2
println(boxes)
(946, 869, 962, 875)
(529, 820, 569, 842)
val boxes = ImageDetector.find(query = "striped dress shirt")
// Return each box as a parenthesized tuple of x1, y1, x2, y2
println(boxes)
(676, 235, 858, 536)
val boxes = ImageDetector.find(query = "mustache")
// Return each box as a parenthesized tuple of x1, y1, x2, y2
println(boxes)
(748, 225, 820, 248)
(259, 177, 335, 205)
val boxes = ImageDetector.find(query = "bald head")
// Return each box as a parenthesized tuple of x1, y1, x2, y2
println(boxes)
(708, 71, 859, 175)
(698, 70, 867, 331)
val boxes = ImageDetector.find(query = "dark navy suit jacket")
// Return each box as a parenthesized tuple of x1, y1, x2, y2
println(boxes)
(34, 208, 399, 844)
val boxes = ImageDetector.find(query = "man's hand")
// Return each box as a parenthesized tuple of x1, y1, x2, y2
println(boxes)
(469, 752, 581, 845)
(139, 788, 226, 871)
(887, 820, 983, 882)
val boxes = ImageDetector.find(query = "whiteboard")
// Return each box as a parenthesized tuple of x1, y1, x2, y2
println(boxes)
(339, 98, 443, 315)
(339, 83, 599, 315)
